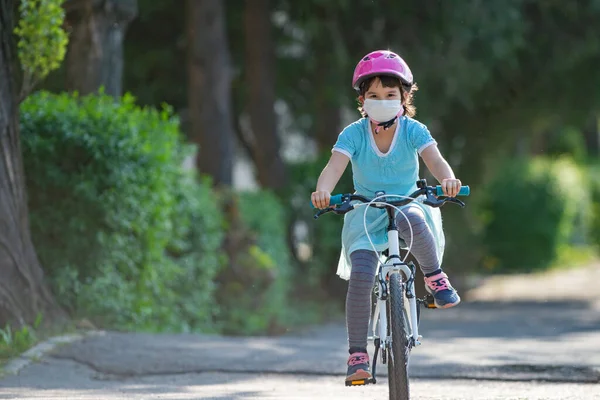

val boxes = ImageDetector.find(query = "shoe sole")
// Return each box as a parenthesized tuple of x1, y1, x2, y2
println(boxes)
(435, 297, 461, 309)
(425, 286, 461, 309)
(345, 369, 372, 382)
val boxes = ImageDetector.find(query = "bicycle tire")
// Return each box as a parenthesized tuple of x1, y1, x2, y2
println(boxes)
(387, 271, 411, 400)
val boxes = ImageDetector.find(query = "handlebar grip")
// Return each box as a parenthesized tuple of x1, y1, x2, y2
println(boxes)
(436, 185, 470, 196)
(330, 194, 344, 205)
(310, 194, 345, 208)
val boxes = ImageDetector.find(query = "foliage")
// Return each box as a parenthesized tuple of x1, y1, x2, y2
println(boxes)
(0, 314, 42, 364)
(21, 91, 223, 332)
(269, 1, 600, 154)
(165, 172, 225, 332)
(214, 190, 295, 335)
(112, 1, 600, 277)
(284, 153, 354, 297)
(588, 162, 600, 250)
(14, 0, 68, 93)
(117, 1, 600, 180)
(123, 0, 186, 111)
(479, 157, 591, 272)
(545, 126, 588, 163)
(113, 0, 600, 159)
(30, 0, 600, 319)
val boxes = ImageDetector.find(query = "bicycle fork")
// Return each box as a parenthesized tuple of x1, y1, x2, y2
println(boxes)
(368, 228, 426, 384)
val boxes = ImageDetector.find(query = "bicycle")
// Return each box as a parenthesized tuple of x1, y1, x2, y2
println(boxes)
(312, 179, 470, 400)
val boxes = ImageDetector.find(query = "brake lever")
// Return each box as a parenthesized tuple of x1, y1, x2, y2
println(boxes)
(423, 198, 445, 208)
(423, 189, 445, 208)
(446, 197, 466, 207)
(424, 188, 466, 208)
(431, 196, 466, 208)
(313, 201, 355, 219)
(313, 207, 334, 219)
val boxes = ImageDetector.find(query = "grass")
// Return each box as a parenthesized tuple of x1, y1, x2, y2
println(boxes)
(0, 314, 43, 367)
(549, 245, 598, 271)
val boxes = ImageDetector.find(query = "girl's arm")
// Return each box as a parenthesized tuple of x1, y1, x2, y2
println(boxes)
(420, 144, 462, 197)
(311, 151, 350, 208)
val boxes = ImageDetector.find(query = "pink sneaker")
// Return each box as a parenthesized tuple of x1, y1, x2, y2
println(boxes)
(346, 352, 372, 382)
(424, 271, 461, 308)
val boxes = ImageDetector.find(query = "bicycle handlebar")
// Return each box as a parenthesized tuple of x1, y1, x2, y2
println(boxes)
(311, 180, 470, 219)
(325, 185, 469, 207)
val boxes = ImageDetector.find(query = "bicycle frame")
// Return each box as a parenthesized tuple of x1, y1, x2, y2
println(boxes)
(371, 226, 421, 352)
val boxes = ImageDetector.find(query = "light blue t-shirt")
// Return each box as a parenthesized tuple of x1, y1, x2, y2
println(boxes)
(332, 116, 436, 197)
(330, 116, 445, 280)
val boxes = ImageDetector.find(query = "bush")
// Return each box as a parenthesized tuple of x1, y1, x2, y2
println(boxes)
(545, 126, 587, 163)
(21, 91, 223, 332)
(164, 172, 224, 332)
(588, 162, 600, 249)
(479, 156, 590, 272)
(284, 153, 354, 299)
(214, 189, 294, 335)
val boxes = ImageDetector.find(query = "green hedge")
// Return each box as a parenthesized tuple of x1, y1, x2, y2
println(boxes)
(21, 91, 223, 332)
(479, 156, 590, 272)
(214, 190, 294, 335)
(165, 172, 224, 332)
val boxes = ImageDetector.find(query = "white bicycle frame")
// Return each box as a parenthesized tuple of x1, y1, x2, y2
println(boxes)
(370, 227, 421, 352)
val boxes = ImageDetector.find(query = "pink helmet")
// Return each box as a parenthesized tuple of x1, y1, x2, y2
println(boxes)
(352, 50, 413, 91)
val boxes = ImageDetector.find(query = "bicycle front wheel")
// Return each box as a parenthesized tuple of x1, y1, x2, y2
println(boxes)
(387, 271, 410, 400)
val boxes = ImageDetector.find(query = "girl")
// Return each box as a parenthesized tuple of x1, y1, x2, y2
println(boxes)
(310, 50, 462, 383)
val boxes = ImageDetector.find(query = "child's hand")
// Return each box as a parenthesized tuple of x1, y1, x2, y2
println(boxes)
(442, 178, 462, 197)
(311, 190, 331, 209)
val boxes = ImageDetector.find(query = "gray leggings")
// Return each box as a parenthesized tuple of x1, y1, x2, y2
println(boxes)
(346, 205, 439, 350)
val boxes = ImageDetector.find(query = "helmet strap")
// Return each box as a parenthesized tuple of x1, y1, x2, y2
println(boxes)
(373, 116, 398, 134)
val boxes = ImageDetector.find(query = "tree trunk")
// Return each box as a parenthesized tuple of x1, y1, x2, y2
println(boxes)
(0, 0, 65, 328)
(64, 0, 138, 96)
(313, 4, 342, 153)
(314, 58, 341, 153)
(244, 0, 286, 189)
(187, 0, 234, 186)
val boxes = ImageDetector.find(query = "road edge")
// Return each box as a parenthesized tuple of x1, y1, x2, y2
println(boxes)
(1, 330, 105, 377)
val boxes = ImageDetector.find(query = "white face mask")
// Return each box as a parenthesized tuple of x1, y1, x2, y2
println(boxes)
(362, 99, 403, 123)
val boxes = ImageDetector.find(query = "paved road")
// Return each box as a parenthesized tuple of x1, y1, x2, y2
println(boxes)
(1, 297, 599, 400)
(2, 366, 600, 400)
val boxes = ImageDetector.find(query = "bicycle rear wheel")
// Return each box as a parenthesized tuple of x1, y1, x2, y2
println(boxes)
(387, 271, 411, 400)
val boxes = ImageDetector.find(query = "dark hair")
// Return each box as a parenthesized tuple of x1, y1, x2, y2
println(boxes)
(357, 75, 419, 118)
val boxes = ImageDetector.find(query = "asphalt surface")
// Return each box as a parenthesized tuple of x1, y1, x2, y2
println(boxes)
(1, 264, 600, 399)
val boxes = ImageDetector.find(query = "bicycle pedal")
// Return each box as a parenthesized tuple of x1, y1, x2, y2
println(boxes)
(423, 295, 437, 309)
(345, 377, 375, 386)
